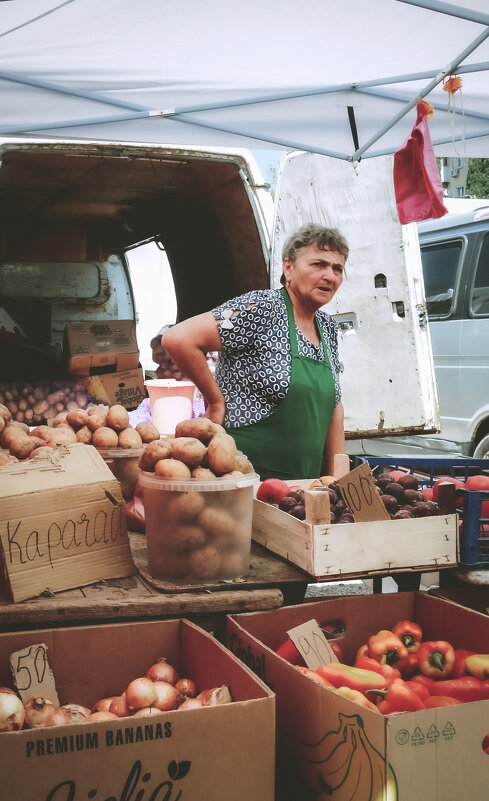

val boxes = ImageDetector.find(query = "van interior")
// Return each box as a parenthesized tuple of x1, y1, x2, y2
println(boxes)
(0, 143, 270, 381)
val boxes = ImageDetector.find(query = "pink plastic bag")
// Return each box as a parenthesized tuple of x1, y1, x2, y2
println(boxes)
(393, 101, 448, 225)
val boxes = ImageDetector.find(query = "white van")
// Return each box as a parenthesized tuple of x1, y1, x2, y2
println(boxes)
(0, 141, 437, 442)
(352, 203, 489, 460)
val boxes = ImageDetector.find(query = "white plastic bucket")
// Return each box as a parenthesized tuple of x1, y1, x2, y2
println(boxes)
(144, 379, 195, 436)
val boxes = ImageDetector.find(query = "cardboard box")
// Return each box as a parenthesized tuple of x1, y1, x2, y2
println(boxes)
(252, 472, 459, 580)
(65, 320, 140, 377)
(0, 443, 135, 602)
(0, 619, 275, 801)
(82, 367, 147, 410)
(430, 585, 489, 615)
(228, 592, 489, 800)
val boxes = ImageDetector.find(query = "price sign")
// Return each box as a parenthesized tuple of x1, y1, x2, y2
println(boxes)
(10, 643, 59, 705)
(287, 619, 339, 670)
(335, 462, 390, 522)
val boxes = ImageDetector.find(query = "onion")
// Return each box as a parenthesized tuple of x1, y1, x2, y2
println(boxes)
(175, 678, 198, 700)
(109, 693, 130, 718)
(0, 689, 25, 731)
(197, 685, 232, 707)
(45, 703, 90, 726)
(23, 696, 57, 728)
(178, 697, 203, 710)
(132, 707, 160, 717)
(91, 696, 117, 713)
(126, 677, 157, 711)
(86, 711, 119, 722)
(152, 681, 179, 711)
(146, 658, 180, 686)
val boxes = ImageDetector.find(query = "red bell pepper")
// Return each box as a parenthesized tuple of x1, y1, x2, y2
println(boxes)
(404, 680, 430, 702)
(428, 676, 489, 703)
(334, 686, 381, 713)
(354, 655, 401, 683)
(465, 654, 489, 680)
(411, 674, 435, 688)
(315, 663, 388, 692)
(399, 652, 419, 680)
(355, 643, 369, 661)
(367, 679, 426, 714)
(424, 696, 462, 709)
(367, 629, 409, 666)
(451, 649, 476, 679)
(417, 640, 455, 677)
(295, 666, 335, 689)
(276, 638, 304, 665)
(391, 620, 423, 653)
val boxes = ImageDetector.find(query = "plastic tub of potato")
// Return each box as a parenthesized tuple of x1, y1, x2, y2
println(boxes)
(138, 470, 260, 582)
(97, 448, 144, 501)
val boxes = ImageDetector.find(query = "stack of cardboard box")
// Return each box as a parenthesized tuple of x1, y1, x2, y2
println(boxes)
(64, 320, 147, 410)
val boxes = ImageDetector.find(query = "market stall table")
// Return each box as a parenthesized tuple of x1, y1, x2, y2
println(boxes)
(0, 535, 310, 641)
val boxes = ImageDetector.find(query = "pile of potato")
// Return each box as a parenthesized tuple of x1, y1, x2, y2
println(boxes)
(0, 379, 89, 426)
(0, 402, 161, 463)
(139, 418, 256, 583)
(139, 417, 253, 479)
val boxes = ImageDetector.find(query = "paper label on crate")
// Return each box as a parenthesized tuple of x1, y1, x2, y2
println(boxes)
(336, 462, 390, 522)
(9, 643, 59, 705)
(287, 619, 339, 669)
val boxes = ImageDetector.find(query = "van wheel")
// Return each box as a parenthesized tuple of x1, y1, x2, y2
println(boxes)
(473, 434, 489, 459)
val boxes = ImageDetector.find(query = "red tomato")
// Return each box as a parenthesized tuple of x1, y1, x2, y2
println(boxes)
(421, 486, 434, 501)
(464, 476, 489, 516)
(385, 470, 408, 482)
(256, 478, 290, 504)
(465, 475, 489, 492)
(432, 476, 466, 506)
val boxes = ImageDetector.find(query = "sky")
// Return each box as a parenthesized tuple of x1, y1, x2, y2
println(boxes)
(251, 148, 283, 186)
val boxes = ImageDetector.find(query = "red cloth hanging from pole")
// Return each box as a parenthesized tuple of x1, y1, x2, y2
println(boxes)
(393, 100, 448, 225)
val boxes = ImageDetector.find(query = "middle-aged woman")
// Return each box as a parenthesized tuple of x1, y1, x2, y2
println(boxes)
(161, 223, 348, 480)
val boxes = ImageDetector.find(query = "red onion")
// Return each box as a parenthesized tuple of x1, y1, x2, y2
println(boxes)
(132, 707, 160, 717)
(126, 677, 157, 711)
(45, 703, 90, 726)
(109, 693, 130, 718)
(152, 681, 179, 711)
(175, 678, 198, 700)
(91, 696, 117, 713)
(197, 685, 232, 707)
(146, 658, 180, 686)
(0, 689, 25, 731)
(23, 696, 57, 728)
(178, 697, 202, 710)
(86, 711, 119, 722)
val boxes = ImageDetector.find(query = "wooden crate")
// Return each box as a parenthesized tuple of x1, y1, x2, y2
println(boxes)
(252, 499, 459, 580)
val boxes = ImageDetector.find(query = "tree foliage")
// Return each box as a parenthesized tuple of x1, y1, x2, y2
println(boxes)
(466, 158, 489, 198)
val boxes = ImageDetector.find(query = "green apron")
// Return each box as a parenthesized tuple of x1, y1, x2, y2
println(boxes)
(227, 287, 336, 480)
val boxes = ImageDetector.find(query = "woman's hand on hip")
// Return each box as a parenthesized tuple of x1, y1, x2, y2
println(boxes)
(204, 399, 226, 426)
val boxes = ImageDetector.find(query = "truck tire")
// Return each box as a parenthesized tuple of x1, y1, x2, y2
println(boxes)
(473, 433, 489, 459)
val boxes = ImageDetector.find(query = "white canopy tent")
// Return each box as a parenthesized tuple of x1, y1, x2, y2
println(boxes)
(1, 0, 489, 160)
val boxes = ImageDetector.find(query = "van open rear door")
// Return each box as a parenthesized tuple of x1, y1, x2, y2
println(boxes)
(271, 152, 439, 440)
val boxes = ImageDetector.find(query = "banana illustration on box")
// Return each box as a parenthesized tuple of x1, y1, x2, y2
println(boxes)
(292, 712, 398, 800)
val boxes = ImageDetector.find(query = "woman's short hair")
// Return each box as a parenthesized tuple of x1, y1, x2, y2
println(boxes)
(280, 223, 349, 285)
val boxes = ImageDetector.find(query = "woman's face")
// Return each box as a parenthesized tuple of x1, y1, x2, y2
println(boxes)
(283, 245, 345, 311)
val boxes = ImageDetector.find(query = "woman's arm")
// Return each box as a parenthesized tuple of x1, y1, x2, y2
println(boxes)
(161, 312, 226, 424)
(322, 401, 345, 476)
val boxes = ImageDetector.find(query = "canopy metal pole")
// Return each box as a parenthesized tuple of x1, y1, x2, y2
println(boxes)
(362, 126, 489, 158)
(397, 0, 489, 26)
(168, 113, 351, 160)
(0, 111, 153, 136)
(358, 86, 489, 121)
(0, 70, 149, 112)
(351, 23, 489, 161)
